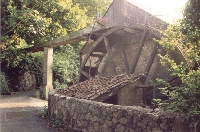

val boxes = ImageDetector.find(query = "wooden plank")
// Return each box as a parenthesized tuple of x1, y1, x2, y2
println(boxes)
(104, 37, 117, 75)
(129, 28, 148, 74)
(144, 42, 159, 75)
(80, 70, 91, 79)
(25, 23, 116, 52)
(120, 42, 129, 74)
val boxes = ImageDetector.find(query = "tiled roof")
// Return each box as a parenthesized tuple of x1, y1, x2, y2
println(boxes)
(56, 74, 144, 101)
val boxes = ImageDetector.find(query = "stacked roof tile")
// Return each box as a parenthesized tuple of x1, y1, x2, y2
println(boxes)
(56, 74, 144, 101)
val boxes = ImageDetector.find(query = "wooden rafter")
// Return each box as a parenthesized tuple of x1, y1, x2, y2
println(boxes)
(104, 37, 117, 75)
(129, 28, 149, 74)
(144, 42, 159, 76)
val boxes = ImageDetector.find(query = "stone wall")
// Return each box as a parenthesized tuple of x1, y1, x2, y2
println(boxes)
(48, 90, 200, 132)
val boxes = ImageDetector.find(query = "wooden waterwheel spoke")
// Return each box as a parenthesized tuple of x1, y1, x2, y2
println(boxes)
(144, 42, 159, 76)
(129, 28, 149, 74)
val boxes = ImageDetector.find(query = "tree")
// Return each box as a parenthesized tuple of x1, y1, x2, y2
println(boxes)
(154, 0, 200, 115)
(73, 0, 113, 23)
(1, 0, 89, 91)
(1, 0, 88, 49)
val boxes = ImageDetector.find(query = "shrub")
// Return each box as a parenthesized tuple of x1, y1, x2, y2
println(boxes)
(0, 72, 10, 93)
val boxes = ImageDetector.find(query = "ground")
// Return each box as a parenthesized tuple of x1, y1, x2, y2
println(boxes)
(0, 90, 60, 132)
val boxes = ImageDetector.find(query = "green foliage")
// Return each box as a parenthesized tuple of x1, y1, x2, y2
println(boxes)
(1, 0, 89, 90)
(73, 0, 113, 23)
(22, 52, 43, 86)
(1, 0, 88, 46)
(1, 0, 112, 91)
(0, 73, 10, 93)
(1, 51, 43, 90)
(155, 0, 200, 115)
(53, 44, 83, 88)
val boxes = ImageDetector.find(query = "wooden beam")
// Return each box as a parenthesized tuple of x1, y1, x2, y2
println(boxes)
(80, 70, 91, 78)
(144, 42, 159, 75)
(104, 26, 124, 36)
(80, 25, 123, 70)
(124, 27, 137, 34)
(80, 34, 104, 69)
(104, 37, 117, 75)
(78, 25, 124, 82)
(25, 23, 116, 52)
(120, 43, 129, 74)
(129, 28, 149, 74)
(78, 34, 104, 82)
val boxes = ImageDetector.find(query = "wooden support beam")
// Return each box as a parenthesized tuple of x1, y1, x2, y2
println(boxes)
(78, 35, 104, 82)
(80, 34, 104, 69)
(80, 25, 124, 70)
(104, 26, 124, 36)
(25, 23, 116, 52)
(78, 25, 124, 82)
(129, 28, 149, 74)
(144, 42, 159, 76)
(104, 37, 117, 75)
(80, 70, 91, 78)
(120, 43, 129, 74)
(124, 27, 137, 34)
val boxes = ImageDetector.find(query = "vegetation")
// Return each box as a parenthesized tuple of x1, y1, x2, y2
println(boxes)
(154, 0, 200, 115)
(1, 0, 113, 91)
(73, 0, 113, 19)
(0, 73, 9, 93)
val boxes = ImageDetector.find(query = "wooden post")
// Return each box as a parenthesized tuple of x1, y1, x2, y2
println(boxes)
(129, 28, 148, 74)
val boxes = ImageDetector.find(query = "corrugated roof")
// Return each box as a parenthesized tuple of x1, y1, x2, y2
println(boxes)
(56, 74, 144, 101)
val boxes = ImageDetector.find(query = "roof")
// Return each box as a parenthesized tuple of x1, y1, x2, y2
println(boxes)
(103, 0, 167, 31)
(126, 0, 175, 23)
(56, 74, 144, 102)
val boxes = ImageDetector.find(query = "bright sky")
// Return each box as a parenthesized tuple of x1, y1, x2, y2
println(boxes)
(127, 0, 188, 23)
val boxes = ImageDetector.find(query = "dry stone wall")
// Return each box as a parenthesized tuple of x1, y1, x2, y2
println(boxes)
(48, 89, 199, 132)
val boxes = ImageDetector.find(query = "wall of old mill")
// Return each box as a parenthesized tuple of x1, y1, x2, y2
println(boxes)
(48, 90, 200, 132)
